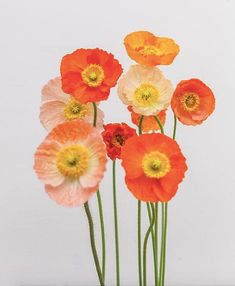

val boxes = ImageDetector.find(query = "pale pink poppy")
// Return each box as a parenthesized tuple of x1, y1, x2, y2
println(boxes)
(118, 65, 173, 116)
(34, 120, 107, 207)
(40, 77, 104, 130)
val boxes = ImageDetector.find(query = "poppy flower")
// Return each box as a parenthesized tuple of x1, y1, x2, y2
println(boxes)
(128, 106, 166, 132)
(40, 77, 104, 131)
(171, 79, 215, 125)
(34, 120, 107, 207)
(124, 31, 180, 66)
(60, 48, 123, 103)
(121, 133, 187, 202)
(101, 123, 137, 160)
(118, 65, 173, 116)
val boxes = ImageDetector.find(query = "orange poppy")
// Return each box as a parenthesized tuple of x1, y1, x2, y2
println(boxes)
(124, 31, 179, 66)
(121, 133, 187, 202)
(171, 79, 215, 125)
(128, 106, 166, 132)
(60, 48, 123, 103)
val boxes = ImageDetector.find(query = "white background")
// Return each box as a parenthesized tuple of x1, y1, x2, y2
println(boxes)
(0, 0, 234, 285)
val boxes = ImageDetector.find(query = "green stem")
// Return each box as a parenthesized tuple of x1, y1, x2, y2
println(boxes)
(92, 102, 97, 126)
(162, 203, 168, 286)
(173, 115, 177, 140)
(153, 115, 164, 134)
(146, 203, 158, 286)
(154, 203, 159, 286)
(138, 114, 144, 286)
(96, 191, 106, 280)
(143, 203, 156, 286)
(92, 102, 106, 280)
(139, 115, 144, 135)
(112, 160, 120, 286)
(84, 202, 104, 286)
(138, 200, 142, 286)
(160, 114, 176, 285)
(159, 203, 165, 286)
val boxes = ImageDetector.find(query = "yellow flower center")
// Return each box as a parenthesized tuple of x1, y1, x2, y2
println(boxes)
(64, 99, 88, 120)
(56, 145, 90, 179)
(81, 64, 105, 87)
(138, 45, 163, 56)
(134, 84, 159, 108)
(181, 92, 200, 112)
(142, 151, 171, 179)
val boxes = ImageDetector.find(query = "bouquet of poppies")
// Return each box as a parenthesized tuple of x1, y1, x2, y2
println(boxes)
(34, 31, 215, 286)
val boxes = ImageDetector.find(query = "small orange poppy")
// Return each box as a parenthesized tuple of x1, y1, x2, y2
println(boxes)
(121, 133, 187, 202)
(60, 48, 123, 103)
(171, 79, 215, 126)
(124, 31, 179, 66)
(127, 106, 166, 132)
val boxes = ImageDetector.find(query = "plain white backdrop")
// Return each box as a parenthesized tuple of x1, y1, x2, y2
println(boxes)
(0, 0, 234, 285)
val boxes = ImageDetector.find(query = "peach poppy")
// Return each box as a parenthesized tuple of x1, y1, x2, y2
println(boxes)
(60, 48, 123, 103)
(118, 65, 173, 116)
(121, 133, 187, 202)
(171, 79, 215, 126)
(128, 106, 166, 132)
(101, 123, 137, 160)
(34, 120, 107, 207)
(40, 77, 104, 131)
(124, 31, 180, 66)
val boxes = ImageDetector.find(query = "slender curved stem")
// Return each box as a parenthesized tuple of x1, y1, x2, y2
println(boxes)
(146, 203, 158, 286)
(112, 160, 120, 286)
(96, 190, 106, 280)
(153, 115, 164, 134)
(143, 203, 156, 286)
(92, 102, 106, 280)
(173, 114, 177, 140)
(84, 202, 104, 286)
(160, 114, 176, 285)
(138, 115, 144, 286)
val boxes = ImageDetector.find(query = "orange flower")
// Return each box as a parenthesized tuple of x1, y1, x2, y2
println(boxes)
(40, 77, 104, 131)
(101, 123, 137, 160)
(128, 106, 166, 132)
(60, 48, 123, 103)
(124, 31, 179, 66)
(121, 133, 187, 202)
(34, 120, 107, 207)
(171, 79, 215, 125)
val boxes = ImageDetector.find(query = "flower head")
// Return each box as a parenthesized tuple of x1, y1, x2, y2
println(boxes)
(124, 31, 180, 66)
(118, 65, 173, 116)
(121, 133, 187, 202)
(60, 48, 123, 103)
(102, 123, 137, 160)
(128, 106, 166, 132)
(40, 77, 104, 131)
(34, 120, 107, 207)
(171, 79, 215, 125)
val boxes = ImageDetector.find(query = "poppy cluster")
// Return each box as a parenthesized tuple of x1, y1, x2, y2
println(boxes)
(34, 32, 215, 206)
(33, 30, 215, 286)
